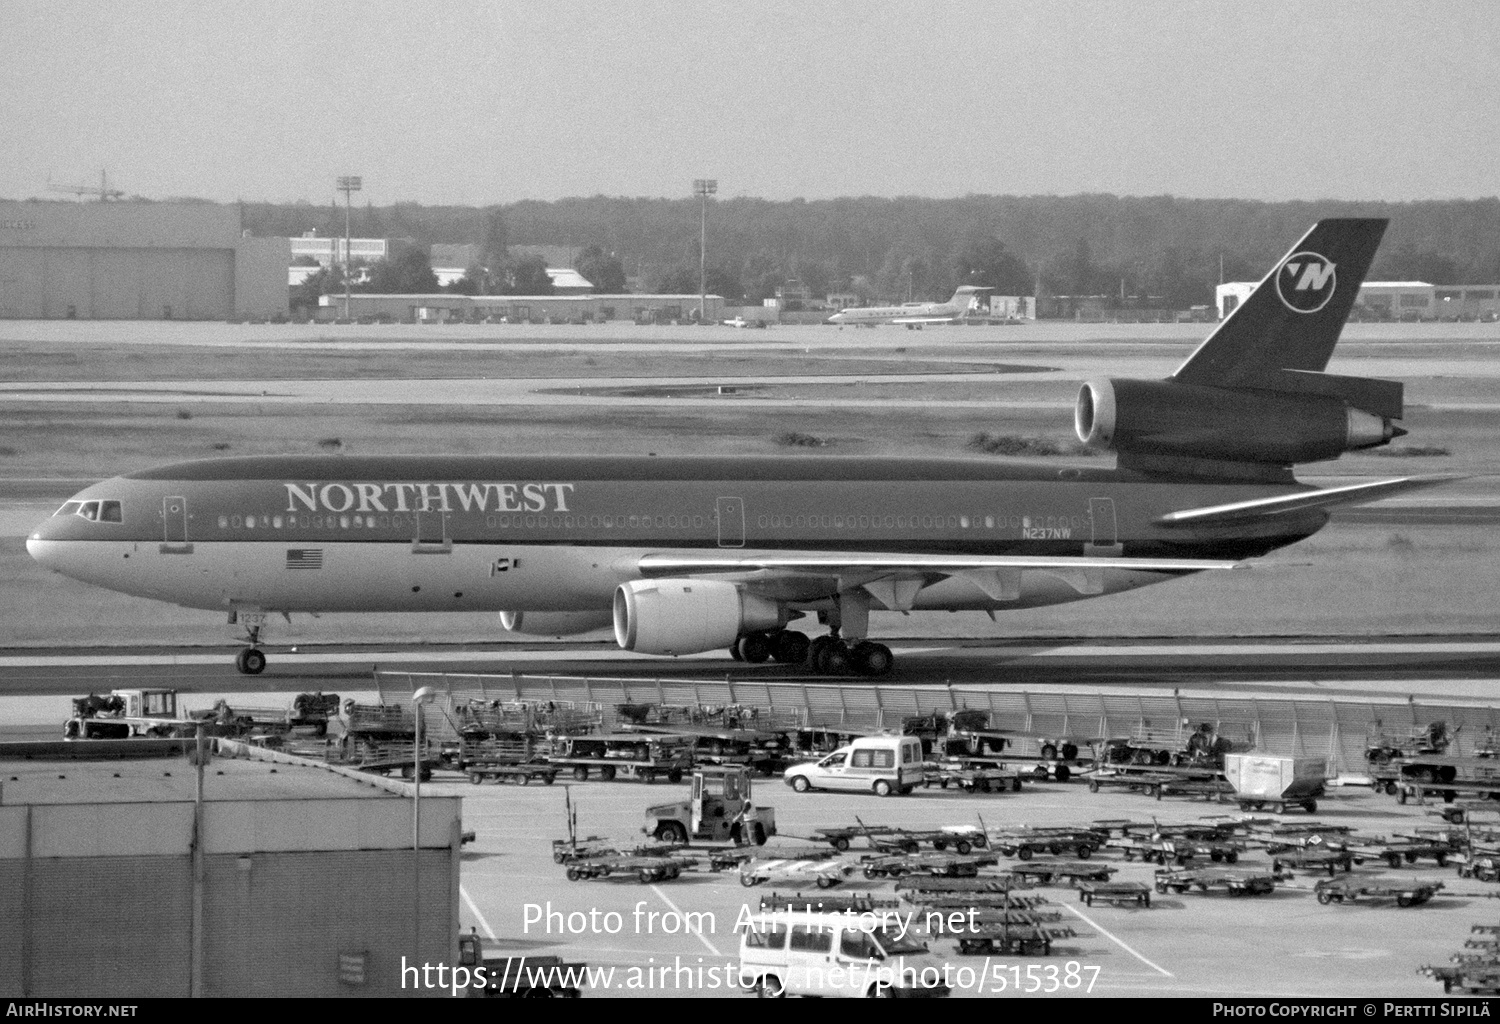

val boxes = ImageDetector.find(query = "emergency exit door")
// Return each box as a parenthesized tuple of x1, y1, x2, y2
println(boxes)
(1086, 497, 1123, 556)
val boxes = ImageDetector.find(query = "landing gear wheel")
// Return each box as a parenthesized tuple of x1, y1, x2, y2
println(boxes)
(850, 641, 894, 677)
(808, 635, 834, 667)
(815, 642, 852, 676)
(235, 648, 267, 675)
(736, 633, 772, 664)
(771, 630, 811, 664)
(728, 643, 743, 662)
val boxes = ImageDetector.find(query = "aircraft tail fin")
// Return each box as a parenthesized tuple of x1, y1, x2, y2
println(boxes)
(1173, 219, 1387, 388)
(948, 284, 993, 312)
(1073, 219, 1407, 479)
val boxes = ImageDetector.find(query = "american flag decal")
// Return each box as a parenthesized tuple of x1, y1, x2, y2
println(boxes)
(285, 549, 323, 570)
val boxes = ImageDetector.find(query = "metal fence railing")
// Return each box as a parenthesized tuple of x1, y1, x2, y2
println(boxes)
(372, 671, 1500, 778)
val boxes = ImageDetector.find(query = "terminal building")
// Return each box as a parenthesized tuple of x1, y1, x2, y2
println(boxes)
(1217, 280, 1500, 321)
(0, 200, 289, 320)
(0, 740, 461, 997)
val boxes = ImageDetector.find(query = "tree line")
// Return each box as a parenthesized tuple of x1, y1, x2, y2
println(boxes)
(251, 194, 1500, 308)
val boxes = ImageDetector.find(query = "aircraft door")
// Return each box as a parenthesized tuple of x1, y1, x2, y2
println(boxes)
(412, 510, 452, 553)
(716, 497, 745, 548)
(163, 496, 188, 543)
(160, 495, 192, 554)
(1086, 497, 1124, 556)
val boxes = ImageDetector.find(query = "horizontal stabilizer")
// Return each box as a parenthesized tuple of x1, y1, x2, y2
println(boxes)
(638, 552, 1245, 576)
(1156, 476, 1459, 527)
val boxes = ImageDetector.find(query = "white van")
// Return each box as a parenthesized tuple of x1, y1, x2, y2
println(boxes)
(782, 735, 924, 796)
(737, 911, 950, 998)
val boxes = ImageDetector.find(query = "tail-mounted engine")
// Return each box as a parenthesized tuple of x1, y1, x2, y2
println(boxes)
(1075, 377, 1402, 469)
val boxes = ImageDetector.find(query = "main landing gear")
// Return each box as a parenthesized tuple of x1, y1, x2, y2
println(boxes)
(728, 630, 893, 678)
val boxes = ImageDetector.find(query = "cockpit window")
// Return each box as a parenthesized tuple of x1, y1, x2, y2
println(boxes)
(57, 500, 123, 523)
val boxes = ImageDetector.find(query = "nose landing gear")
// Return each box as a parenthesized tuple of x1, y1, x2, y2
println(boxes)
(229, 610, 269, 675)
(235, 647, 267, 675)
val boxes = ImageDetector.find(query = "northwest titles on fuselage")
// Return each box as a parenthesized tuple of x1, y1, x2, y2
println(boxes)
(284, 481, 577, 515)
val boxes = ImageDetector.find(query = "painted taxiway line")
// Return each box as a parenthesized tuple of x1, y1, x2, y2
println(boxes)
(2, 639, 1499, 670)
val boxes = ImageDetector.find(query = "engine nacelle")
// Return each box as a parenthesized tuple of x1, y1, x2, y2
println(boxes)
(1075, 377, 1398, 466)
(499, 610, 615, 637)
(613, 579, 785, 656)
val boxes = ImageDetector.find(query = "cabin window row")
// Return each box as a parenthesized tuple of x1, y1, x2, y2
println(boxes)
(211, 511, 1088, 532)
(755, 514, 1086, 531)
(212, 513, 718, 531)
(484, 514, 709, 530)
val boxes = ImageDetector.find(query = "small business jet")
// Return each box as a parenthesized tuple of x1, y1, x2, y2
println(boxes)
(826, 285, 991, 327)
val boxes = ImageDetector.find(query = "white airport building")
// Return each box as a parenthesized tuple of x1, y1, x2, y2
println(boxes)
(1217, 280, 1500, 321)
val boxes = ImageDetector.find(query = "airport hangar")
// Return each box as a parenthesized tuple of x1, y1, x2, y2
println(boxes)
(0, 740, 461, 998)
(0, 200, 289, 321)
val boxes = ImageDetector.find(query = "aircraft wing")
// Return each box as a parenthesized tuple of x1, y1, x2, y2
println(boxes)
(639, 552, 1243, 574)
(637, 551, 1244, 606)
(1156, 476, 1458, 528)
(890, 315, 957, 325)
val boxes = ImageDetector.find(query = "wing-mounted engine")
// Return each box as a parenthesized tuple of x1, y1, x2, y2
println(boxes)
(1075, 376, 1403, 472)
(499, 610, 615, 637)
(613, 579, 786, 656)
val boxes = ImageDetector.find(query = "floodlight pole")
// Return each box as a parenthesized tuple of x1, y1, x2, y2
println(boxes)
(336, 176, 362, 321)
(693, 179, 716, 322)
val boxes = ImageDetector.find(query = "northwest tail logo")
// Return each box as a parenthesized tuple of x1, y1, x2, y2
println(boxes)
(1276, 251, 1337, 313)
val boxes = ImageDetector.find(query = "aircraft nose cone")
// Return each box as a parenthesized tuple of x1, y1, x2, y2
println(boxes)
(26, 531, 57, 568)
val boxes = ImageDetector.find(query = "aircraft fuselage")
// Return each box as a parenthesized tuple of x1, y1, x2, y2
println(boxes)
(28, 454, 1318, 616)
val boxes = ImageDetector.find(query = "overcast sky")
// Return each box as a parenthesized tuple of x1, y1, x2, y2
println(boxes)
(2, 0, 1495, 207)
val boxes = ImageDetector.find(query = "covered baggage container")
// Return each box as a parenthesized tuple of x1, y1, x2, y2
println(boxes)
(1224, 753, 1327, 813)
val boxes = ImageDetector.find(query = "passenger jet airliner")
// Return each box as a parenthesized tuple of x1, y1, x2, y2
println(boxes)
(29, 220, 1442, 676)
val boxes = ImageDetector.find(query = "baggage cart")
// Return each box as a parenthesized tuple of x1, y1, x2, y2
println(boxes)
(1006, 862, 1118, 886)
(759, 891, 899, 915)
(1153, 867, 1277, 896)
(1076, 880, 1152, 907)
(860, 850, 1000, 879)
(465, 763, 558, 786)
(951, 919, 1079, 956)
(1314, 878, 1444, 907)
